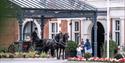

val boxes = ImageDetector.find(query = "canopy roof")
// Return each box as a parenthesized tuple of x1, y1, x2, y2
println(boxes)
(9, 0, 96, 11)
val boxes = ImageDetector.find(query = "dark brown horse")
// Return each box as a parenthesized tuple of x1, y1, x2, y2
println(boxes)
(55, 33, 69, 59)
(31, 31, 69, 59)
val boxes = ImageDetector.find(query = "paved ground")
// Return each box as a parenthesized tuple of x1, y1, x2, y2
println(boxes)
(0, 58, 67, 63)
(0, 58, 110, 63)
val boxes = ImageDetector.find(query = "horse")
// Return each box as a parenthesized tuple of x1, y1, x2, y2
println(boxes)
(31, 31, 69, 58)
(31, 33, 57, 57)
(55, 33, 69, 59)
(40, 39, 57, 57)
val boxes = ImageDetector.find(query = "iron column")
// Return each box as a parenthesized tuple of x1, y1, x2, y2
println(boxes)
(93, 11, 97, 57)
(17, 10, 24, 52)
(41, 15, 44, 39)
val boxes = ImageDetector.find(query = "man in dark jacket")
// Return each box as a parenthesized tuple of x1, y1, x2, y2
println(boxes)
(31, 27, 39, 50)
(31, 28, 39, 42)
(55, 31, 63, 42)
(84, 39, 91, 50)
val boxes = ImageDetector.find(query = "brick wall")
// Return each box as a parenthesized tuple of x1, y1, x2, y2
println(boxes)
(0, 18, 19, 48)
(43, 19, 49, 39)
(43, 19, 68, 39)
(61, 20, 68, 33)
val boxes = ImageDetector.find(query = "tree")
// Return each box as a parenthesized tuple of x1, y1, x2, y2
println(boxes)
(0, 0, 18, 32)
(0, 0, 16, 21)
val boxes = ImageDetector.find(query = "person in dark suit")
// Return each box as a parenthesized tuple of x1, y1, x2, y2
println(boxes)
(84, 39, 92, 54)
(31, 27, 39, 51)
(55, 31, 63, 42)
(81, 39, 84, 56)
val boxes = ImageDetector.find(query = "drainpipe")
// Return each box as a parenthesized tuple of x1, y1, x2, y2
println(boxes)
(69, 20, 72, 41)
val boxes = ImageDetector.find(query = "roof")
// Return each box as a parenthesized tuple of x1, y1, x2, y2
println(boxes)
(9, 0, 96, 11)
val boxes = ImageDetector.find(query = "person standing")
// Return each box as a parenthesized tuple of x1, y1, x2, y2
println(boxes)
(55, 31, 63, 42)
(84, 39, 92, 54)
(31, 27, 39, 51)
(81, 39, 85, 56)
(76, 45, 83, 58)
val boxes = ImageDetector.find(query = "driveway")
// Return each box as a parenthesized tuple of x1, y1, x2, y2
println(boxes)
(0, 58, 67, 63)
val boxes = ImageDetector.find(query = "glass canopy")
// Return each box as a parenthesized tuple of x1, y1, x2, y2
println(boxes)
(10, 0, 96, 11)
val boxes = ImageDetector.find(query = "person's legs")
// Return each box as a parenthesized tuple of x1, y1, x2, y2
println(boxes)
(77, 51, 82, 57)
(81, 50, 84, 57)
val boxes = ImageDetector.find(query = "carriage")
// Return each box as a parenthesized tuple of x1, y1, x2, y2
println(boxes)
(8, 32, 69, 59)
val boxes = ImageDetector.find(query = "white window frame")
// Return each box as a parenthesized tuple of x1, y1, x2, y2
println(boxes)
(114, 19, 120, 45)
(49, 21, 59, 39)
(72, 19, 80, 42)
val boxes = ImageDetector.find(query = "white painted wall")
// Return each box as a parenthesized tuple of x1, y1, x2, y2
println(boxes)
(83, 0, 125, 47)
(82, 20, 92, 42)
(110, 8, 125, 18)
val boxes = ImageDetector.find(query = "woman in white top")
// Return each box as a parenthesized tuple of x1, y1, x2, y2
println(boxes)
(76, 45, 83, 57)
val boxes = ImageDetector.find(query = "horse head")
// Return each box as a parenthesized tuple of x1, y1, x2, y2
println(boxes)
(63, 33, 69, 43)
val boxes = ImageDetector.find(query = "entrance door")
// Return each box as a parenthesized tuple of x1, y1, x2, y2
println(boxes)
(91, 22, 105, 57)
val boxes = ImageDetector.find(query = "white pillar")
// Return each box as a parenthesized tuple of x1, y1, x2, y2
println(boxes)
(107, 0, 110, 58)
(120, 18, 125, 47)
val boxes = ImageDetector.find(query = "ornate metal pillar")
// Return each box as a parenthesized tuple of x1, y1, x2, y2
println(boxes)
(40, 15, 44, 39)
(17, 9, 24, 52)
(93, 11, 97, 57)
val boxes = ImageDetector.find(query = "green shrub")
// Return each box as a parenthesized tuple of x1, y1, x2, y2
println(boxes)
(84, 52, 92, 59)
(40, 52, 48, 58)
(0, 46, 7, 53)
(0, 53, 14, 58)
(103, 40, 118, 58)
(14, 52, 24, 58)
(25, 51, 37, 58)
(109, 40, 117, 52)
(65, 40, 77, 58)
(0, 52, 7, 58)
(65, 40, 77, 51)
(114, 54, 123, 59)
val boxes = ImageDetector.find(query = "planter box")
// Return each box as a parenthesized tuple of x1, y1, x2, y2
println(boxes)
(65, 50, 76, 59)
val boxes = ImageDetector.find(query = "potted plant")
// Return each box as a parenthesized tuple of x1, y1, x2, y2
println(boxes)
(84, 52, 92, 60)
(65, 40, 77, 58)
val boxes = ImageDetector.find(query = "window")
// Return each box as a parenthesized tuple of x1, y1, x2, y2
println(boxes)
(115, 20, 120, 30)
(72, 20, 80, 43)
(52, 23, 55, 32)
(75, 33, 79, 42)
(74, 22, 79, 31)
(115, 32, 120, 45)
(51, 22, 58, 38)
(115, 20, 120, 45)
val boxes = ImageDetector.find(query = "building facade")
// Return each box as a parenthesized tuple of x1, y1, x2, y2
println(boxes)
(23, 0, 125, 57)
(0, 0, 124, 57)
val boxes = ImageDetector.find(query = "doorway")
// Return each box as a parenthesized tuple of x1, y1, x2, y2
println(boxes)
(91, 22, 105, 57)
